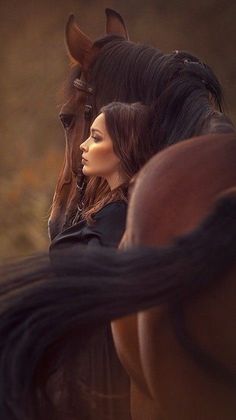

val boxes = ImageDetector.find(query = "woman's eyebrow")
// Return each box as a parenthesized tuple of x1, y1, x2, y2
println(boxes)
(91, 127, 103, 135)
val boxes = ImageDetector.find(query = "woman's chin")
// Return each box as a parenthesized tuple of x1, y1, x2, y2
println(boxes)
(82, 167, 89, 176)
(82, 167, 101, 177)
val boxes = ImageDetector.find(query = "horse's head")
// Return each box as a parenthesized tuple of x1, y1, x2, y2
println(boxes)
(49, 7, 232, 242)
(48, 9, 129, 240)
(124, 133, 236, 248)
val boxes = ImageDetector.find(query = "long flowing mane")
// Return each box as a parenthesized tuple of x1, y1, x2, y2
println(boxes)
(91, 41, 233, 151)
(65, 36, 228, 151)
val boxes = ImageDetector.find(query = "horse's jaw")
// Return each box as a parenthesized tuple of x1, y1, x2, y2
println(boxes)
(48, 175, 79, 240)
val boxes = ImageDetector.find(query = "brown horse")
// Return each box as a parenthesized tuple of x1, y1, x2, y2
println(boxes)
(112, 132, 236, 419)
(0, 133, 235, 420)
(49, 8, 231, 240)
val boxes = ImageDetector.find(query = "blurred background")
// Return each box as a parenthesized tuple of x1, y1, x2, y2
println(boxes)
(1, 0, 236, 258)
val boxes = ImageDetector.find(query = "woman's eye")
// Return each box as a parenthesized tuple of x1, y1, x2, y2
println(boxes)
(59, 113, 75, 130)
(92, 136, 101, 143)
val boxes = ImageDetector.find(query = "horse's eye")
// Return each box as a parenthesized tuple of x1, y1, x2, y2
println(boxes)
(59, 113, 75, 130)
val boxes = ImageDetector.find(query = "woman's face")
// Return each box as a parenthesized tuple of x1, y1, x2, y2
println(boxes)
(80, 113, 123, 188)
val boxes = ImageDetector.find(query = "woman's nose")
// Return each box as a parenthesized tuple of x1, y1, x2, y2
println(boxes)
(80, 139, 89, 152)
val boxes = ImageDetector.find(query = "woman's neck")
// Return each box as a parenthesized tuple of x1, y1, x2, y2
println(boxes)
(106, 172, 127, 191)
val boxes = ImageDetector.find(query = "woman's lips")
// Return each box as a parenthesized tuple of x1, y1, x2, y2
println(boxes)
(82, 158, 88, 164)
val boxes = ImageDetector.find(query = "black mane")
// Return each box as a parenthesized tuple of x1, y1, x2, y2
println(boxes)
(64, 35, 234, 153)
(92, 37, 163, 106)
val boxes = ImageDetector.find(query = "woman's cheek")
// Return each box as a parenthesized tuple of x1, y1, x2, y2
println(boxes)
(92, 147, 113, 174)
(83, 145, 118, 177)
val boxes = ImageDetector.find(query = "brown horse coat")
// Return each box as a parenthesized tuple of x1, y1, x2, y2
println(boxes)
(112, 133, 236, 420)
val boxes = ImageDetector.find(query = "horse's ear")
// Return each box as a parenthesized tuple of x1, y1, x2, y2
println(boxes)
(65, 14, 93, 66)
(105, 8, 129, 40)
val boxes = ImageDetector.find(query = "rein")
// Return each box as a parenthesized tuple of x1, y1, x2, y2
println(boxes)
(72, 77, 94, 223)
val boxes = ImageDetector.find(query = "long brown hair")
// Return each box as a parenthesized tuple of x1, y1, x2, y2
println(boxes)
(82, 102, 154, 222)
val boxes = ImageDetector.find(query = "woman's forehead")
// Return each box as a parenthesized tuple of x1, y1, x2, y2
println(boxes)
(91, 113, 105, 130)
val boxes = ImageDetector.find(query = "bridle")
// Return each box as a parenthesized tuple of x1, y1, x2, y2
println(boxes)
(72, 76, 95, 223)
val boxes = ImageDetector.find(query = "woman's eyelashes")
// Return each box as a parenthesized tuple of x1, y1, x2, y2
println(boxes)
(92, 135, 102, 143)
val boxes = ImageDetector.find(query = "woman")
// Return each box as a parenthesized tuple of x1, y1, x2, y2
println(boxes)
(49, 101, 154, 420)
(50, 101, 152, 251)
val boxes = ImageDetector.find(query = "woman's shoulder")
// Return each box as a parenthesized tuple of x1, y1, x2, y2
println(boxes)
(92, 200, 127, 247)
(95, 200, 127, 218)
(50, 200, 127, 250)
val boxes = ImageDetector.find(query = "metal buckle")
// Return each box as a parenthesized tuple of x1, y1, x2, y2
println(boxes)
(73, 78, 93, 94)
(84, 104, 93, 120)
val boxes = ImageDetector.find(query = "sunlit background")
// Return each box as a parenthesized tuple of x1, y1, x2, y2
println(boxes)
(1, 0, 236, 258)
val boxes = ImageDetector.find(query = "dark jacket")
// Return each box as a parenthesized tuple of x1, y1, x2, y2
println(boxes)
(50, 201, 127, 250)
